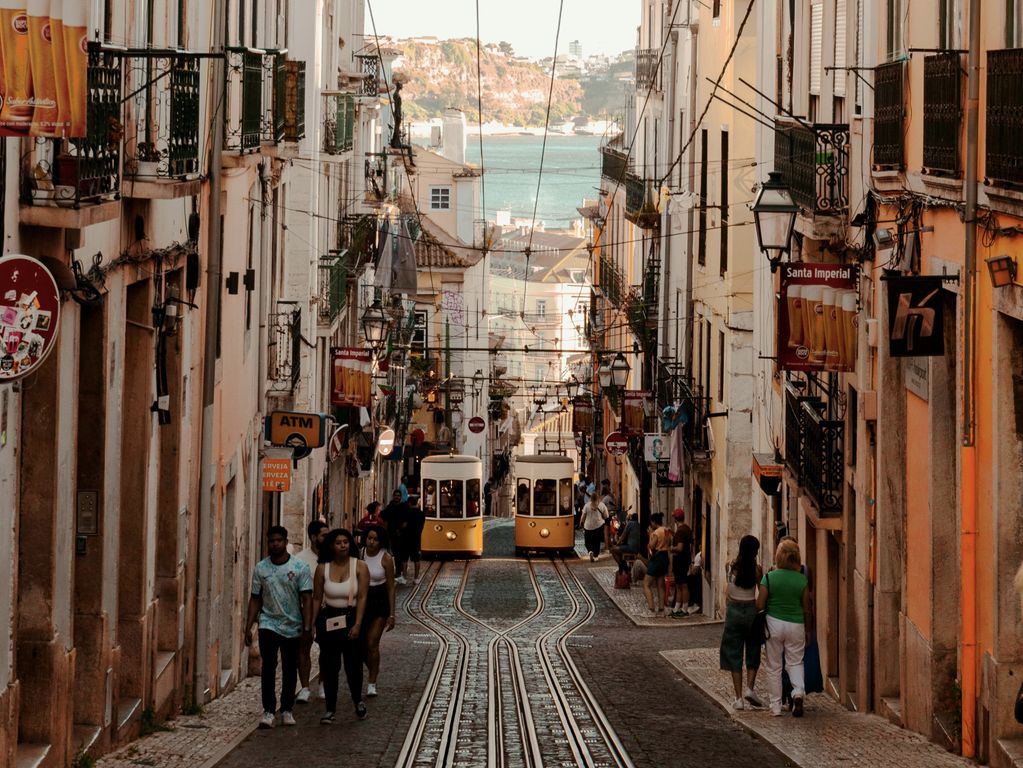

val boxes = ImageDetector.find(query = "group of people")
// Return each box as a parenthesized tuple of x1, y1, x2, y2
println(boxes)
(244, 484, 426, 729)
(719, 534, 815, 717)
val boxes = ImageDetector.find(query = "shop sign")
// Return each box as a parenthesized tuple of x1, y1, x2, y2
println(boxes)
(332, 347, 372, 407)
(604, 431, 628, 456)
(571, 396, 593, 434)
(622, 390, 651, 433)
(0, 254, 61, 382)
(265, 410, 327, 448)
(261, 458, 291, 492)
(777, 263, 859, 372)
(655, 461, 684, 487)
(885, 276, 945, 357)
(643, 434, 666, 462)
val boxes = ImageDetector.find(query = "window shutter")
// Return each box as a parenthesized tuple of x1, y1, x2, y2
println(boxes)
(855, 0, 864, 106)
(835, 0, 848, 97)
(810, 1, 824, 96)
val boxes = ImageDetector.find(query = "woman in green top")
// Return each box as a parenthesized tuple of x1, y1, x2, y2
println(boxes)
(756, 540, 811, 717)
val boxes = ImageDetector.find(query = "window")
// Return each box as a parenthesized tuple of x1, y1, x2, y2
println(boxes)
(887, 0, 904, 61)
(559, 478, 573, 515)
(533, 479, 558, 516)
(855, 0, 864, 113)
(712, 0, 721, 19)
(810, 1, 824, 96)
(439, 479, 464, 519)
(719, 129, 729, 275)
(835, 0, 848, 98)
(423, 479, 437, 516)
(703, 318, 711, 396)
(678, 109, 686, 189)
(410, 310, 428, 355)
(430, 187, 451, 210)
(516, 480, 531, 514)
(467, 479, 481, 516)
(535, 299, 546, 318)
(698, 130, 708, 266)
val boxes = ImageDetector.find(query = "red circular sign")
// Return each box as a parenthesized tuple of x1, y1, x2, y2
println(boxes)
(0, 255, 61, 382)
(468, 416, 486, 434)
(604, 431, 629, 456)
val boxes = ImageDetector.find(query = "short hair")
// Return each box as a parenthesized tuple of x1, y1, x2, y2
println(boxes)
(364, 524, 389, 550)
(650, 512, 664, 526)
(392, 489, 402, 498)
(267, 525, 288, 540)
(318, 528, 357, 563)
(367, 501, 381, 515)
(307, 519, 327, 539)
(775, 540, 802, 570)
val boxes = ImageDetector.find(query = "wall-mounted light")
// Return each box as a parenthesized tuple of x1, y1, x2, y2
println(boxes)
(873, 227, 894, 250)
(752, 171, 798, 273)
(986, 254, 1017, 288)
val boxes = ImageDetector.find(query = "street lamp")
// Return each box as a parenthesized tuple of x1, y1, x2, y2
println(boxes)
(752, 171, 798, 273)
(610, 352, 631, 389)
(566, 374, 579, 399)
(361, 298, 391, 350)
(597, 359, 612, 390)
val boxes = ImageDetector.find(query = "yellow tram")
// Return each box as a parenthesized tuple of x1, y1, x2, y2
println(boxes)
(513, 454, 576, 555)
(420, 455, 484, 558)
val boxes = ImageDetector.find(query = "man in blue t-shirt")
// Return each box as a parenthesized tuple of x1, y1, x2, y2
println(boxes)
(244, 525, 313, 729)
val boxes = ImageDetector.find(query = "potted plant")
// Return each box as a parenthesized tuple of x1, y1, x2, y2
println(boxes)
(134, 142, 163, 177)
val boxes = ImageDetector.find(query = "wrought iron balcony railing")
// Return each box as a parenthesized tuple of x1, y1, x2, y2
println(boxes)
(784, 383, 843, 516)
(601, 145, 628, 184)
(922, 52, 962, 177)
(635, 48, 661, 92)
(268, 304, 301, 393)
(598, 254, 625, 308)
(225, 48, 282, 152)
(282, 60, 306, 142)
(873, 61, 905, 169)
(125, 52, 200, 180)
(337, 213, 378, 271)
(773, 118, 849, 215)
(318, 255, 348, 322)
(986, 48, 1023, 188)
(357, 55, 382, 96)
(323, 92, 356, 154)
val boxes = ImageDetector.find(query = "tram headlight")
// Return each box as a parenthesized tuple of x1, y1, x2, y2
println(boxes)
(446, 531, 457, 541)
(539, 528, 550, 538)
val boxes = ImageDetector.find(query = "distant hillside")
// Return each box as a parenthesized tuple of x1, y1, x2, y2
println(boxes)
(391, 38, 589, 126)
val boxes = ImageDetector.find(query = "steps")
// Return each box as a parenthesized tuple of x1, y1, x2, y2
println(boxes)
(15, 743, 53, 768)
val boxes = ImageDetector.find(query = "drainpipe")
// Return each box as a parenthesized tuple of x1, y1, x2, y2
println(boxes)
(960, 0, 981, 756)
(683, 3, 698, 373)
(195, 0, 228, 704)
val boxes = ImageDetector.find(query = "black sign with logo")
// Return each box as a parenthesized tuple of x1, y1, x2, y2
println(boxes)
(886, 276, 945, 357)
(655, 461, 684, 488)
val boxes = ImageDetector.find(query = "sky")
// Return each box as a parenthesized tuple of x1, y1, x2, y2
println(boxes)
(363, 0, 640, 61)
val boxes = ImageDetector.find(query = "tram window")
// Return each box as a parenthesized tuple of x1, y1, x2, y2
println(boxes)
(466, 479, 481, 516)
(559, 478, 572, 515)
(422, 479, 437, 516)
(439, 479, 464, 519)
(516, 480, 531, 515)
(533, 479, 558, 516)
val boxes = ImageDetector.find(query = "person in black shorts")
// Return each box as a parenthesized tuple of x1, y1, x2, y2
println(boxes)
(670, 511, 695, 616)
(404, 497, 425, 584)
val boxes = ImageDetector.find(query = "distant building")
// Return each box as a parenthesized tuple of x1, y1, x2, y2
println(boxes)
(569, 40, 583, 58)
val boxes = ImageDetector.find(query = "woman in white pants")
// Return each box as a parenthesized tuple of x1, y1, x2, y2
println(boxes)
(757, 540, 812, 717)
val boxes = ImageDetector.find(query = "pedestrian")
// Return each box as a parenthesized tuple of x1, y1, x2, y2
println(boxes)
(578, 493, 609, 561)
(243, 525, 313, 729)
(311, 528, 369, 724)
(295, 519, 328, 703)
(483, 480, 493, 517)
(757, 539, 811, 717)
(405, 496, 425, 584)
(356, 501, 384, 548)
(610, 510, 641, 568)
(669, 514, 695, 616)
(574, 475, 588, 527)
(720, 535, 764, 710)
(381, 490, 410, 583)
(398, 475, 410, 503)
(361, 526, 396, 697)
(643, 512, 672, 616)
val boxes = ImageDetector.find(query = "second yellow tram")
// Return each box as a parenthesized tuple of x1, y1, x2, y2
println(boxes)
(420, 455, 484, 558)
(513, 454, 576, 555)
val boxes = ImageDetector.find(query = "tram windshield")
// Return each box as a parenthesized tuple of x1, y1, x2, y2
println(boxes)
(439, 479, 464, 519)
(533, 479, 558, 516)
(516, 480, 530, 515)
(422, 479, 437, 516)
(559, 478, 573, 515)
(467, 479, 481, 516)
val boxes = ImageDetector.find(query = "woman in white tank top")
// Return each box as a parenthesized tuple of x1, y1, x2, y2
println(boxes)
(311, 528, 369, 723)
(361, 525, 396, 698)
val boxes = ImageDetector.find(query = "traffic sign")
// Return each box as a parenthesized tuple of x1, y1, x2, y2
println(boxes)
(377, 428, 396, 456)
(468, 416, 485, 434)
(262, 458, 292, 492)
(327, 426, 346, 462)
(265, 411, 327, 448)
(604, 431, 629, 456)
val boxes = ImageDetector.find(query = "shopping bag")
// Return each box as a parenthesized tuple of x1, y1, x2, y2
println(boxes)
(614, 569, 631, 589)
(803, 635, 825, 694)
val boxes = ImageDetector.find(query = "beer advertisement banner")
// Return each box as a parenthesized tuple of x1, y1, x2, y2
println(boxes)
(777, 263, 860, 372)
(0, 0, 89, 137)
(331, 348, 372, 407)
(622, 390, 651, 434)
(885, 275, 945, 357)
(571, 396, 592, 434)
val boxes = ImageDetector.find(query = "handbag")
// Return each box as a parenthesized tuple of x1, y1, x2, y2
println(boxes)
(803, 634, 825, 693)
(614, 568, 631, 589)
(749, 572, 770, 645)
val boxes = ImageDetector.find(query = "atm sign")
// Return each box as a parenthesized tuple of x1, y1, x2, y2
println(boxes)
(265, 411, 327, 448)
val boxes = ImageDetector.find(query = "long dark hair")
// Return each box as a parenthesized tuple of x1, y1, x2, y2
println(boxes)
(732, 535, 760, 589)
(319, 528, 358, 563)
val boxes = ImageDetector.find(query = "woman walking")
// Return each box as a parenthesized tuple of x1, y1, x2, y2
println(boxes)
(643, 512, 672, 615)
(361, 526, 396, 697)
(311, 529, 369, 724)
(757, 539, 811, 717)
(579, 494, 609, 561)
(720, 535, 764, 710)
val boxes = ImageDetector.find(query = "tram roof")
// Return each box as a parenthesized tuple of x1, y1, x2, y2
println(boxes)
(515, 455, 574, 465)
(421, 454, 481, 464)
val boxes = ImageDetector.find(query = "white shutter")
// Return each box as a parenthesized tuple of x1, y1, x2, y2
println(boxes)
(810, 1, 824, 96)
(855, 0, 863, 106)
(835, 0, 848, 97)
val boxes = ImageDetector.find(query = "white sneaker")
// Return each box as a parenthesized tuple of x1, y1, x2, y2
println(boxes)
(366, 682, 378, 697)
(280, 710, 296, 726)
(744, 687, 764, 708)
(258, 711, 275, 729)
(770, 706, 784, 717)
(395, 576, 407, 585)
(688, 604, 702, 615)
(296, 687, 311, 704)
(732, 698, 745, 711)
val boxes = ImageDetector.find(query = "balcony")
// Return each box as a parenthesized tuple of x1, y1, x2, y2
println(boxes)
(282, 60, 306, 142)
(773, 118, 849, 216)
(356, 55, 382, 96)
(635, 48, 661, 92)
(19, 48, 123, 228)
(598, 254, 625, 308)
(873, 61, 905, 170)
(624, 174, 659, 228)
(268, 304, 301, 393)
(601, 145, 628, 185)
(986, 49, 1023, 188)
(337, 214, 378, 272)
(323, 92, 356, 154)
(922, 52, 963, 177)
(225, 48, 282, 153)
(784, 383, 843, 516)
(318, 254, 348, 324)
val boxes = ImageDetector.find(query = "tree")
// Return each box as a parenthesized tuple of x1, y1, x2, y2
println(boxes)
(498, 41, 514, 56)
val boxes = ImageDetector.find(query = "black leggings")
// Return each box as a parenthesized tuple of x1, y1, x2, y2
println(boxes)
(316, 606, 365, 712)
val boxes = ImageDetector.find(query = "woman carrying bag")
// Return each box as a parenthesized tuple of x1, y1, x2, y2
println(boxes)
(757, 539, 811, 717)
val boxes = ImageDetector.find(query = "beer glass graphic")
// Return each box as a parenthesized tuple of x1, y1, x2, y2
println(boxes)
(0, 0, 34, 125)
(801, 284, 825, 364)
(786, 284, 804, 349)
(821, 286, 841, 369)
(49, 0, 68, 132)
(841, 290, 858, 370)
(27, 0, 57, 134)
(62, 0, 86, 137)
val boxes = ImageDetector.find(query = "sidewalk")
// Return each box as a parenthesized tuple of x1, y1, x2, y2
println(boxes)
(587, 564, 722, 628)
(662, 647, 973, 768)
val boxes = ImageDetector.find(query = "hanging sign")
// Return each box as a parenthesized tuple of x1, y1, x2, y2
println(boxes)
(604, 431, 628, 456)
(571, 396, 593, 433)
(327, 426, 346, 463)
(885, 275, 945, 357)
(331, 348, 372, 406)
(265, 410, 327, 448)
(622, 390, 651, 433)
(0, 254, 61, 381)
(468, 416, 486, 434)
(643, 434, 666, 462)
(655, 461, 684, 488)
(261, 458, 292, 492)
(777, 263, 859, 372)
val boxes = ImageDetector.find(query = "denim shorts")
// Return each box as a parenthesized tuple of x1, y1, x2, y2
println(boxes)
(719, 601, 762, 672)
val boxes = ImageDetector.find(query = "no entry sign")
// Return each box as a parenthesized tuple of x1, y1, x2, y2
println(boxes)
(468, 416, 486, 434)
(0, 255, 61, 382)
(604, 431, 629, 456)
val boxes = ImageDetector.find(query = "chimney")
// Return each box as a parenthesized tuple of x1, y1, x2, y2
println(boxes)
(441, 108, 466, 164)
